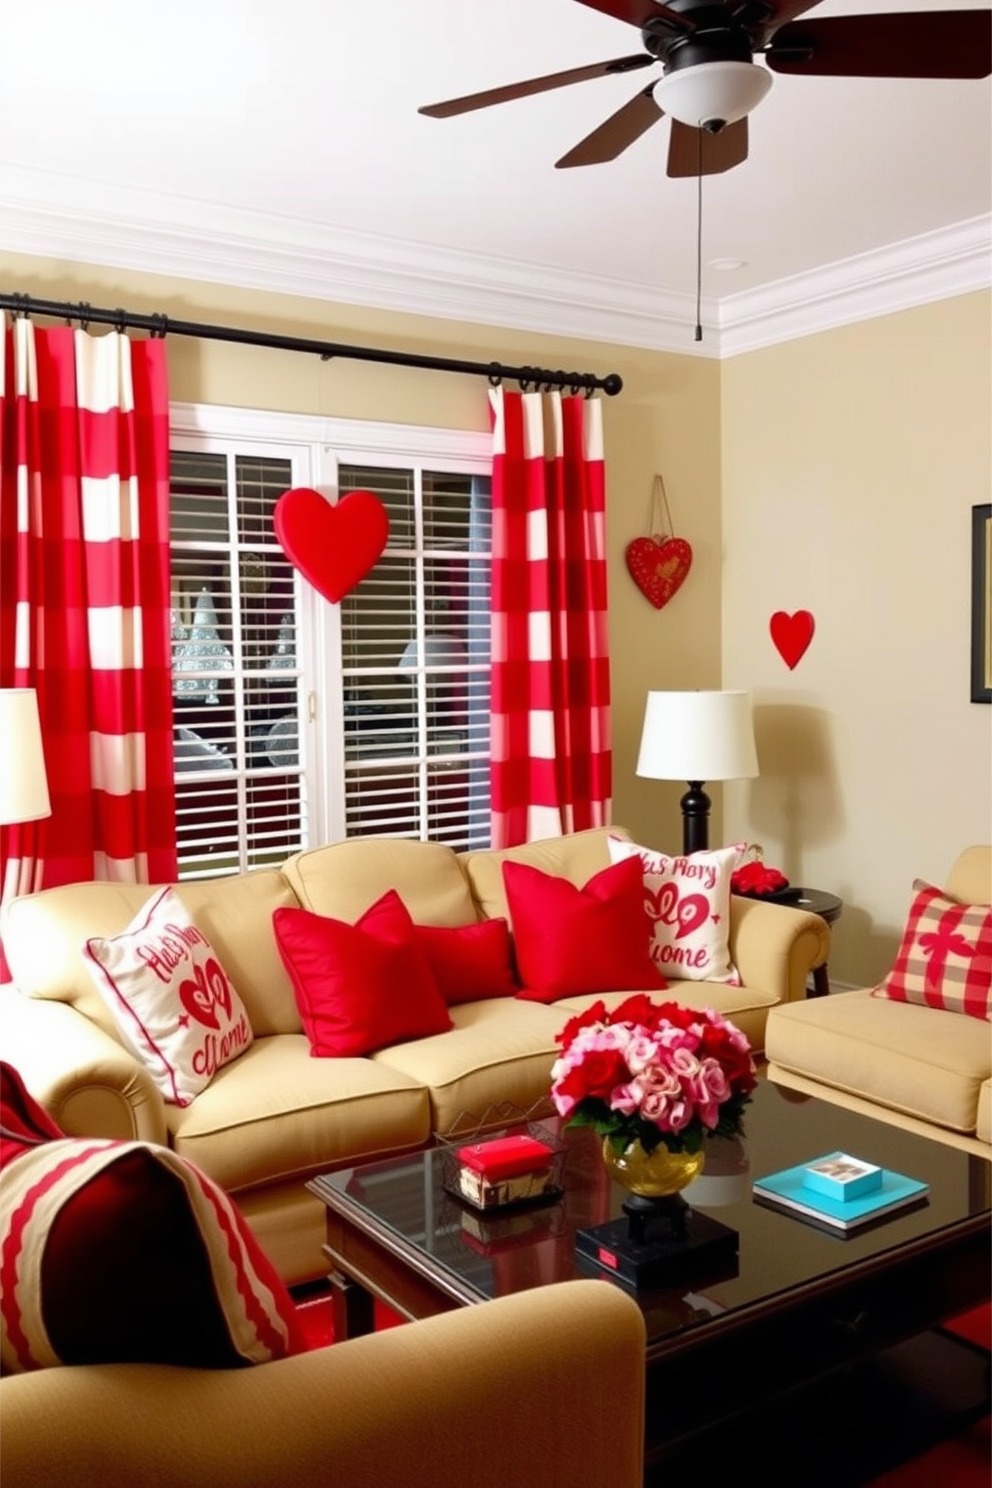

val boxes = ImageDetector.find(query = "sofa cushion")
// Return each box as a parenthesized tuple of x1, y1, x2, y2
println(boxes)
(371, 999, 565, 1135)
(166, 1035, 432, 1192)
(416, 918, 519, 1004)
(871, 880, 992, 1021)
(978, 1080, 992, 1145)
(82, 887, 254, 1106)
(766, 989, 992, 1136)
(0, 1066, 303, 1373)
(459, 826, 628, 923)
(283, 837, 478, 927)
(2, 872, 303, 1039)
(273, 893, 453, 1057)
(607, 836, 744, 985)
(502, 857, 666, 1004)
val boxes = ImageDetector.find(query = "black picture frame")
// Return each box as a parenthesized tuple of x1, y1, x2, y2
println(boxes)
(972, 503, 992, 704)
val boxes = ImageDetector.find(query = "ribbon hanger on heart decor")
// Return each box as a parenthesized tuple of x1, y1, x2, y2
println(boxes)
(624, 475, 693, 611)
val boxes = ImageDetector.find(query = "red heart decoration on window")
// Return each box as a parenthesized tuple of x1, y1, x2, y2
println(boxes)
(274, 487, 389, 603)
(625, 536, 693, 610)
(770, 610, 815, 669)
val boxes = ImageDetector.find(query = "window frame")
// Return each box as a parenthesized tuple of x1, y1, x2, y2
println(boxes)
(169, 402, 493, 864)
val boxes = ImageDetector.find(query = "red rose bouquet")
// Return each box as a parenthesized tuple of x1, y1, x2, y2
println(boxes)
(550, 995, 757, 1156)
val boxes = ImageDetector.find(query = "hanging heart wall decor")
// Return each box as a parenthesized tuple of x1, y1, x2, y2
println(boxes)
(274, 487, 389, 603)
(770, 610, 815, 670)
(625, 475, 693, 611)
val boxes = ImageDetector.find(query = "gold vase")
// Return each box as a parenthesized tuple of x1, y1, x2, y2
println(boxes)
(602, 1138, 705, 1198)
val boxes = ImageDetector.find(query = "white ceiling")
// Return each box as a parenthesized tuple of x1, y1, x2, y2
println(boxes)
(2, 0, 990, 355)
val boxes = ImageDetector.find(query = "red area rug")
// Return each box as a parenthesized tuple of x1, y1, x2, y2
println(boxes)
(293, 1290, 990, 1487)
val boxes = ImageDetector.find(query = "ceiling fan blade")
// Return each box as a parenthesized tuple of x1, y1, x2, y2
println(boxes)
(666, 118, 749, 176)
(556, 84, 664, 167)
(766, 11, 992, 78)
(419, 53, 655, 118)
(749, 0, 824, 48)
(573, 0, 696, 35)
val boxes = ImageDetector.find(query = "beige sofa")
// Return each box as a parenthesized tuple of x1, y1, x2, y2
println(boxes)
(1, 826, 830, 1284)
(0, 1279, 646, 1488)
(766, 846, 992, 1157)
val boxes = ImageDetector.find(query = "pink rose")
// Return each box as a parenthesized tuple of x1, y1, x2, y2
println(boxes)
(625, 1034, 661, 1075)
(608, 1081, 643, 1115)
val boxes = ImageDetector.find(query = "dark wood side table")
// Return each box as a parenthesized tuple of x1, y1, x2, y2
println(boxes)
(793, 888, 844, 996)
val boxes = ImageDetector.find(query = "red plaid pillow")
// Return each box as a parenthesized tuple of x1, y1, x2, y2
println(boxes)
(871, 880, 992, 1021)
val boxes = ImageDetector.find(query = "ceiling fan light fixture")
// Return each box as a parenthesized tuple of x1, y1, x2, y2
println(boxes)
(655, 60, 772, 131)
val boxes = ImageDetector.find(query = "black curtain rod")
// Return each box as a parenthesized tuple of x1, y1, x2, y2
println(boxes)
(0, 292, 622, 398)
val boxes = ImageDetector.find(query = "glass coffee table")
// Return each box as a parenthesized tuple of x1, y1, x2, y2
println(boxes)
(309, 1081, 990, 1481)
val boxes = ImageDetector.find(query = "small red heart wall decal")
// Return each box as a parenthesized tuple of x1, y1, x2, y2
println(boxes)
(625, 536, 693, 610)
(274, 487, 389, 603)
(770, 610, 815, 670)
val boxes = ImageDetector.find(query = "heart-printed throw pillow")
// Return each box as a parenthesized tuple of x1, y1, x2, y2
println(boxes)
(625, 536, 693, 610)
(608, 836, 746, 984)
(770, 610, 815, 670)
(83, 888, 253, 1106)
(274, 487, 389, 604)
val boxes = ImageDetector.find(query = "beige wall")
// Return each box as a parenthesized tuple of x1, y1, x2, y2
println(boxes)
(721, 293, 992, 987)
(3, 255, 988, 988)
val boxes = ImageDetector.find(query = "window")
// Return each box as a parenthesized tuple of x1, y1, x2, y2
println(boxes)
(168, 406, 492, 878)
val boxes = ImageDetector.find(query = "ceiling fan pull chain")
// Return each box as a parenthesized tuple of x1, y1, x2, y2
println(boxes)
(695, 129, 704, 343)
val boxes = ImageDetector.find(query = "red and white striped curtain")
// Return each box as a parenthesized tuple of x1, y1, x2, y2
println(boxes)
(0, 313, 177, 950)
(488, 386, 612, 848)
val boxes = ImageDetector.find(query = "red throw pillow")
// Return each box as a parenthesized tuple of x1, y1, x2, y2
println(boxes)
(871, 881, 992, 1020)
(415, 918, 519, 1004)
(273, 890, 453, 1056)
(0, 1062, 305, 1373)
(0, 1062, 64, 1168)
(502, 856, 667, 1004)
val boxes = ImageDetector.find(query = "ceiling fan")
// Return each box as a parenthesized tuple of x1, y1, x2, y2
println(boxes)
(419, 0, 992, 178)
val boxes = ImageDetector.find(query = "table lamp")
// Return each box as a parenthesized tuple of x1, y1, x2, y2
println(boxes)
(0, 688, 52, 826)
(636, 690, 758, 855)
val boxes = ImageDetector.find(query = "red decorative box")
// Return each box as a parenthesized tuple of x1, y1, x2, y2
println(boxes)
(456, 1135, 554, 1182)
(437, 1121, 566, 1212)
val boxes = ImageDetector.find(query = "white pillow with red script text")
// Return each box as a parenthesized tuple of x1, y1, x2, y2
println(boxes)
(83, 887, 253, 1106)
(608, 837, 745, 984)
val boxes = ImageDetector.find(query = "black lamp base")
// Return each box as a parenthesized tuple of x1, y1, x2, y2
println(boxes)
(679, 782, 711, 856)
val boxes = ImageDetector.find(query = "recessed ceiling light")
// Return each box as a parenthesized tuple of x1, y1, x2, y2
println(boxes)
(708, 258, 747, 271)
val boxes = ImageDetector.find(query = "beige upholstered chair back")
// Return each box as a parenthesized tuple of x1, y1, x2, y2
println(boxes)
(947, 846, 991, 906)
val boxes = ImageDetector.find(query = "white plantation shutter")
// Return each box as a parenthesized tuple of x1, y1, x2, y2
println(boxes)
(339, 463, 491, 848)
(168, 408, 492, 878)
(170, 449, 308, 877)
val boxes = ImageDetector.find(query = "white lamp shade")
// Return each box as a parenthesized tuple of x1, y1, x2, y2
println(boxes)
(0, 688, 52, 825)
(636, 690, 758, 783)
(654, 60, 772, 129)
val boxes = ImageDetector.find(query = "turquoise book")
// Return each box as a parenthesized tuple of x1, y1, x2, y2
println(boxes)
(752, 1152, 929, 1232)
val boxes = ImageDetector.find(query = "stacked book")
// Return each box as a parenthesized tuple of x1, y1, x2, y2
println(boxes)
(753, 1152, 929, 1233)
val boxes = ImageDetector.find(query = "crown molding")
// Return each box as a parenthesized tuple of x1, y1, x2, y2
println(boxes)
(1, 166, 988, 360)
(717, 215, 992, 356)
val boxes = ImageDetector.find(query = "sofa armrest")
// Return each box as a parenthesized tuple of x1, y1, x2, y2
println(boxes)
(729, 897, 831, 1004)
(0, 988, 167, 1144)
(0, 1280, 646, 1488)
